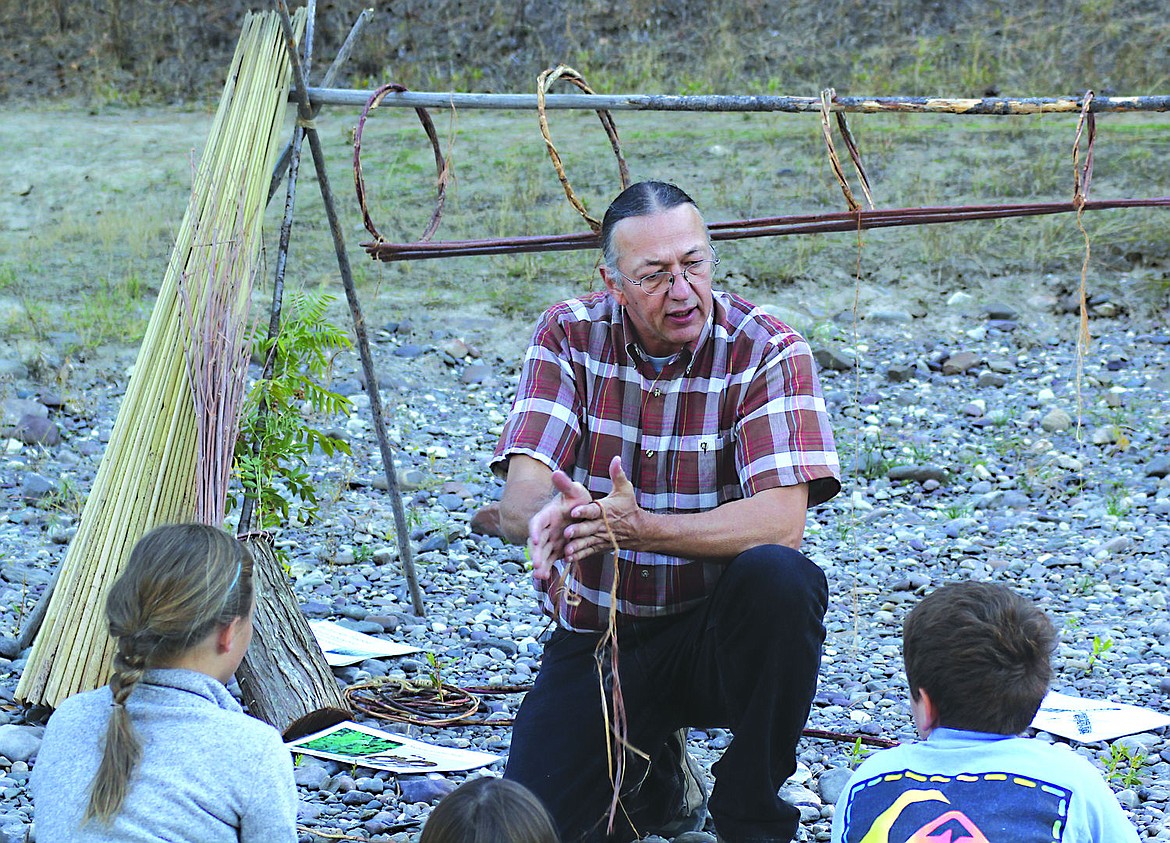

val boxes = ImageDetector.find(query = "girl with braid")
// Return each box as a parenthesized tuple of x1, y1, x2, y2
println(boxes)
(31, 524, 297, 843)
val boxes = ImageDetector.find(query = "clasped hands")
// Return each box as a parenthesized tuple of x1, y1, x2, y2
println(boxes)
(527, 456, 641, 580)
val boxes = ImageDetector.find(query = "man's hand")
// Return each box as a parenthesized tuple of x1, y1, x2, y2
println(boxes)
(527, 469, 592, 579)
(561, 456, 644, 564)
(503, 452, 809, 574)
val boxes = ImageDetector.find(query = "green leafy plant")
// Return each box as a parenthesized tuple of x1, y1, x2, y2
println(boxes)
(942, 502, 973, 520)
(843, 432, 899, 481)
(234, 291, 354, 530)
(1104, 489, 1130, 517)
(37, 476, 84, 516)
(353, 544, 374, 565)
(846, 736, 871, 769)
(1086, 634, 1114, 675)
(424, 652, 450, 701)
(1103, 743, 1147, 790)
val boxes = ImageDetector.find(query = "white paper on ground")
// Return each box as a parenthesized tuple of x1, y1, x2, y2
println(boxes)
(286, 719, 500, 773)
(1031, 690, 1170, 742)
(308, 619, 420, 667)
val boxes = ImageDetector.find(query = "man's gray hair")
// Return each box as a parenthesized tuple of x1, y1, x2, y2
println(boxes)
(600, 181, 706, 280)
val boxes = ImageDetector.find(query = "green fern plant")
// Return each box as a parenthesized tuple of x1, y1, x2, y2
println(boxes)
(234, 291, 354, 530)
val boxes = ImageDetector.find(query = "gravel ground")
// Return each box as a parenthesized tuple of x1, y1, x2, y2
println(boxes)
(1, 287, 1168, 842)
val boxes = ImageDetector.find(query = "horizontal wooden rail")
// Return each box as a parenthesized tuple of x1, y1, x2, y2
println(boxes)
(304, 87, 1170, 115)
(362, 197, 1170, 262)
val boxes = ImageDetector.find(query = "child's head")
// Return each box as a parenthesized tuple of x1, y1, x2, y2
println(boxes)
(903, 581, 1055, 738)
(86, 523, 254, 824)
(419, 777, 561, 843)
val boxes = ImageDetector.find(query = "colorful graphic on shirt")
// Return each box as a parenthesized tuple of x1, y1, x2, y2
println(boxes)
(840, 770, 1071, 842)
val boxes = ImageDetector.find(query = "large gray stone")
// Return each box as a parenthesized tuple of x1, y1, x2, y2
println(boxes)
(813, 347, 856, 372)
(1147, 455, 1170, 478)
(19, 473, 55, 503)
(817, 766, 855, 805)
(0, 360, 28, 381)
(888, 464, 949, 484)
(8, 414, 61, 446)
(0, 724, 41, 762)
(293, 761, 331, 790)
(460, 363, 491, 384)
(1041, 408, 1073, 432)
(941, 351, 981, 375)
(0, 398, 45, 426)
(399, 774, 457, 803)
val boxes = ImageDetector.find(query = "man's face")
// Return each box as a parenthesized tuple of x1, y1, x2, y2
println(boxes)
(600, 204, 715, 358)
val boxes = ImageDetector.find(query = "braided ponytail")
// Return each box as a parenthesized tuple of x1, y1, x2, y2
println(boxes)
(85, 642, 149, 823)
(82, 524, 253, 824)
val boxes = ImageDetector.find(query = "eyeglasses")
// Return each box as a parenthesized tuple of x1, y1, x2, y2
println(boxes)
(613, 251, 719, 295)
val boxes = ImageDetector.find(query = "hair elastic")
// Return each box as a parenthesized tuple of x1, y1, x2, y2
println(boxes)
(226, 560, 242, 595)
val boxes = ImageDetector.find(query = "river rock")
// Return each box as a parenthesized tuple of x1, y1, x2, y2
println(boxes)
(6, 414, 61, 446)
(1041, 408, 1073, 432)
(942, 351, 981, 375)
(0, 725, 41, 763)
(1147, 456, 1170, 478)
(399, 775, 457, 803)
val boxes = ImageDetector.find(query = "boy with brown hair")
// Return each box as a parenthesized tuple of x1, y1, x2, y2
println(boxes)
(831, 581, 1139, 843)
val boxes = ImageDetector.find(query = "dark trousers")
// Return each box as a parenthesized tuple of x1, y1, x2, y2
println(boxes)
(504, 545, 828, 843)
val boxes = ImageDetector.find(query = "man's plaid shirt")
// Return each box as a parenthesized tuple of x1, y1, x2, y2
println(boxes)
(492, 290, 840, 632)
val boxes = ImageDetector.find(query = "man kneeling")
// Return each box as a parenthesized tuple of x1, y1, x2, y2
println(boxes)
(492, 181, 841, 842)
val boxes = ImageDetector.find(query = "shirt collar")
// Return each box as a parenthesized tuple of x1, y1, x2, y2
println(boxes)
(928, 727, 1017, 744)
(141, 667, 243, 713)
(614, 291, 721, 375)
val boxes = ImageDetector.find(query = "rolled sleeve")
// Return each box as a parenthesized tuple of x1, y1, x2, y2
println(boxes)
(735, 334, 841, 506)
(491, 310, 583, 480)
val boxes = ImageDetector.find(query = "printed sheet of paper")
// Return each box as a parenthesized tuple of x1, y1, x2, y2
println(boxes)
(286, 720, 500, 774)
(1031, 690, 1170, 743)
(309, 619, 420, 667)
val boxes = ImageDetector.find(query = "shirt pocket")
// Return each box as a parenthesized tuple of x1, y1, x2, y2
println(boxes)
(672, 432, 733, 511)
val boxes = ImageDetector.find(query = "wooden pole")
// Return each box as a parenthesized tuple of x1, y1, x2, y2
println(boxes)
(276, 0, 426, 617)
(239, 0, 316, 537)
(298, 88, 1170, 115)
(268, 7, 373, 204)
(230, 0, 352, 736)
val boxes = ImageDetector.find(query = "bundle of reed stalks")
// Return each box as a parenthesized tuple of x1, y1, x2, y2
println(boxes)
(17, 8, 305, 709)
(180, 185, 257, 527)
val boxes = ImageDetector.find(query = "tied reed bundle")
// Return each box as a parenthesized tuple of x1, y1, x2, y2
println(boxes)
(179, 185, 256, 526)
(17, 8, 305, 709)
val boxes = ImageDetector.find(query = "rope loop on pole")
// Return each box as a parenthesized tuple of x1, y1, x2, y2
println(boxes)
(1072, 91, 1097, 210)
(820, 88, 875, 212)
(1073, 91, 1097, 360)
(537, 65, 630, 233)
(353, 81, 449, 244)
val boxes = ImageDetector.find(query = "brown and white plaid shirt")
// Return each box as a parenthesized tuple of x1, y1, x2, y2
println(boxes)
(492, 290, 840, 631)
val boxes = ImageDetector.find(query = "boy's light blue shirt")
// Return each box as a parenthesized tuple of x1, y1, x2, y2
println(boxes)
(832, 727, 1140, 843)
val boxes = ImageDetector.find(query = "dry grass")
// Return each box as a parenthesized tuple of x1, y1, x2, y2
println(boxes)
(3, 1, 1170, 101)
